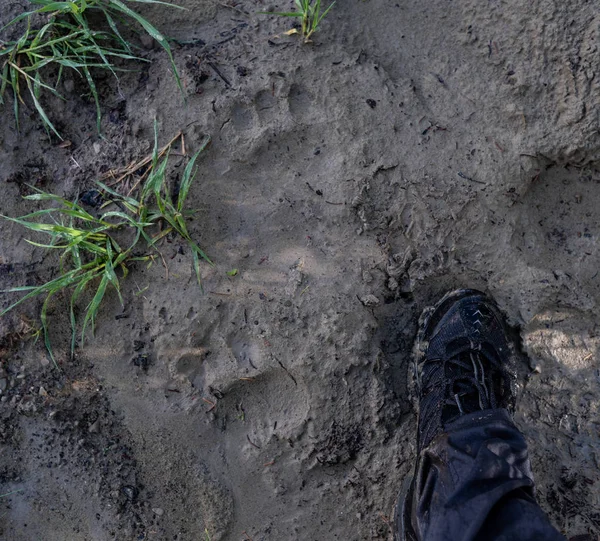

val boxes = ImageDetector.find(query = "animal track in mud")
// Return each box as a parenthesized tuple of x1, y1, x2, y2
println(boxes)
(512, 165, 600, 289)
(287, 83, 312, 119)
(174, 348, 210, 388)
(231, 103, 254, 131)
(255, 89, 277, 122)
(224, 83, 315, 136)
(215, 368, 310, 459)
(227, 332, 261, 370)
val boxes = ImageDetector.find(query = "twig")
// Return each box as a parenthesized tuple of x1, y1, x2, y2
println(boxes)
(458, 171, 486, 185)
(246, 434, 261, 449)
(101, 131, 183, 189)
(202, 397, 216, 412)
(207, 61, 232, 88)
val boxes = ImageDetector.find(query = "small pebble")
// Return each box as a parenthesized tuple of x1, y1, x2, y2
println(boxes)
(88, 419, 100, 433)
(121, 485, 138, 501)
(93, 142, 101, 155)
(359, 294, 380, 307)
(152, 508, 164, 516)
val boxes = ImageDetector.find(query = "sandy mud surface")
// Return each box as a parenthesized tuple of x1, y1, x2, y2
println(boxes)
(0, 0, 599, 539)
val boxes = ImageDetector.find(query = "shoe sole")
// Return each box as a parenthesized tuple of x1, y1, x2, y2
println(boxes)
(393, 288, 488, 540)
(392, 474, 418, 541)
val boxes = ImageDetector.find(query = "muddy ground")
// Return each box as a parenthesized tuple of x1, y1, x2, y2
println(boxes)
(1, 0, 599, 539)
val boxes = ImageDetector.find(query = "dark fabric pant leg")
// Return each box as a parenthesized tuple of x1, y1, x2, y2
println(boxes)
(413, 408, 566, 541)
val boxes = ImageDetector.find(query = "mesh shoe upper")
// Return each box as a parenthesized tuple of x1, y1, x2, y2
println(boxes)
(415, 289, 515, 450)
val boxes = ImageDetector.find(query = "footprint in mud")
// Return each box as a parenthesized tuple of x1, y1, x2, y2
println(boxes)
(226, 333, 261, 370)
(287, 83, 312, 120)
(512, 166, 600, 289)
(221, 369, 310, 449)
(162, 348, 209, 405)
(255, 89, 278, 123)
(174, 349, 209, 387)
(231, 103, 254, 131)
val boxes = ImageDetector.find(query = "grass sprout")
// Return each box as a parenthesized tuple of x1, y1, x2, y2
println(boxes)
(262, 0, 336, 42)
(0, 127, 212, 365)
(0, 0, 183, 137)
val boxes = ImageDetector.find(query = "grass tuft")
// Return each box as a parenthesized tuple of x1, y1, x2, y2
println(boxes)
(0, 127, 211, 365)
(0, 0, 184, 137)
(261, 0, 336, 42)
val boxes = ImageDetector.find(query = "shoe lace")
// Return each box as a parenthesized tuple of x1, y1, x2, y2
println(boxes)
(421, 340, 504, 423)
(445, 348, 496, 414)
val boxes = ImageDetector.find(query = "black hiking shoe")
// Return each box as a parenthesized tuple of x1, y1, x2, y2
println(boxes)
(394, 289, 516, 541)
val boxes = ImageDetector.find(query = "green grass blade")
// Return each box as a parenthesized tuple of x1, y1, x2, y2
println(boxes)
(190, 241, 212, 265)
(27, 74, 61, 138)
(81, 274, 108, 344)
(191, 248, 201, 286)
(10, 65, 20, 132)
(107, 0, 183, 92)
(29, 1, 79, 13)
(317, 0, 336, 25)
(40, 292, 58, 368)
(24, 239, 69, 249)
(95, 181, 141, 209)
(102, 10, 133, 54)
(0, 64, 8, 104)
(118, 0, 184, 7)
(177, 137, 210, 213)
(82, 65, 102, 134)
(0, 267, 83, 319)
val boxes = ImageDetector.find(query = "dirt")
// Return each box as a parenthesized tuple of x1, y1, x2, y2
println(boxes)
(1, 0, 600, 539)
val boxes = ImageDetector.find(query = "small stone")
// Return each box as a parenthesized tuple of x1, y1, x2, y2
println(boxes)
(39, 386, 48, 397)
(152, 508, 164, 516)
(0, 378, 7, 392)
(40, 356, 50, 367)
(80, 190, 103, 207)
(88, 419, 100, 433)
(121, 485, 138, 501)
(63, 79, 75, 93)
(387, 277, 399, 291)
(93, 142, 101, 155)
(359, 294, 380, 307)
